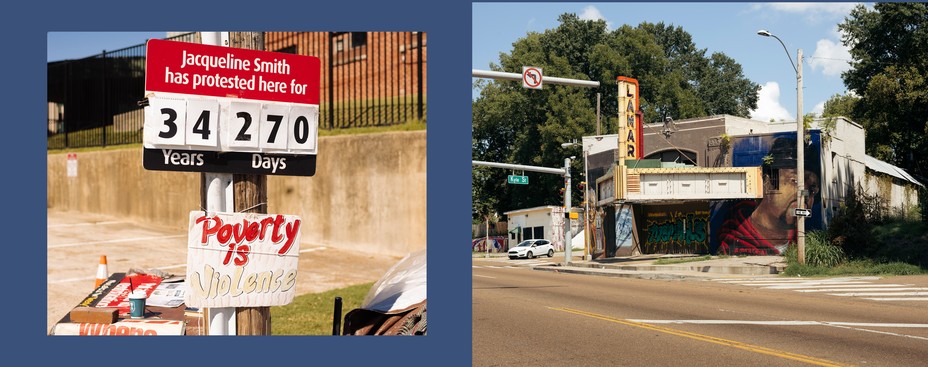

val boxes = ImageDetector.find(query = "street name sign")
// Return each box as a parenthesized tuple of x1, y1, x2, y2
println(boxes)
(508, 175, 528, 185)
(143, 39, 321, 176)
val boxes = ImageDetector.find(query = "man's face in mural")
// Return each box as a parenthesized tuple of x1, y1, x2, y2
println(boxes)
(756, 168, 820, 235)
(718, 135, 822, 256)
(763, 168, 797, 227)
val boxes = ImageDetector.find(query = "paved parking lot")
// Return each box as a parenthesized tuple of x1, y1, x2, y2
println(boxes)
(46, 210, 403, 334)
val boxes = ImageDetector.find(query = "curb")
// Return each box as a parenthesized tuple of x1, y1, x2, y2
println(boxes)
(532, 265, 707, 280)
(567, 262, 784, 275)
(530, 261, 786, 280)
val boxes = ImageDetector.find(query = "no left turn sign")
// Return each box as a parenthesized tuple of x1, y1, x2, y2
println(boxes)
(522, 66, 543, 89)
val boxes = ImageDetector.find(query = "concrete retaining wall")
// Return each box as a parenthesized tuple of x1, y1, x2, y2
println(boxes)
(47, 131, 426, 257)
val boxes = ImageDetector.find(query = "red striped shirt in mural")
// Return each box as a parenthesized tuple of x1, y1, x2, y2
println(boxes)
(717, 200, 796, 256)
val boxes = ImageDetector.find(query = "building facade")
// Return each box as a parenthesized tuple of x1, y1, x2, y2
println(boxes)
(504, 206, 570, 251)
(588, 115, 922, 257)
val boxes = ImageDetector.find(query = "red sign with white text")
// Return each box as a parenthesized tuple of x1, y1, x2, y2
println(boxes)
(94, 274, 163, 315)
(146, 39, 320, 104)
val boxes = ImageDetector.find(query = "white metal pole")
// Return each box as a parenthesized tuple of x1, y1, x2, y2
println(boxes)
(472, 69, 600, 88)
(583, 147, 590, 260)
(596, 93, 601, 136)
(200, 31, 236, 336)
(564, 157, 572, 264)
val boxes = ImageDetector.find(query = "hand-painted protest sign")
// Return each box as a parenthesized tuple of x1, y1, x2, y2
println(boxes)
(185, 211, 301, 308)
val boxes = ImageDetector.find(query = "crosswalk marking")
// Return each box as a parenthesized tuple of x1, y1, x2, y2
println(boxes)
(797, 287, 928, 293)
(473, 259, 549, 269)
(779, 284, 910, 289)
(628, 320, 928, 328)
(833, 292, 928, 297)
(719, 276, 882, 284)
(758, 282, 874, 289)
(714, 276, 928, 303)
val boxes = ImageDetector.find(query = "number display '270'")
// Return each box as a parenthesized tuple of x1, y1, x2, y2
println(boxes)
(145, 96, 318, 154)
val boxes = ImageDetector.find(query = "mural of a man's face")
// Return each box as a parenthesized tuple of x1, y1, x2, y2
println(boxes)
(760, 168, 821, 228)
(767, 168, 800, 226)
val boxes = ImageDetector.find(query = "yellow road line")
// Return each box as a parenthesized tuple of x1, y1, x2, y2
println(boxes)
(550, 307, 855, 367)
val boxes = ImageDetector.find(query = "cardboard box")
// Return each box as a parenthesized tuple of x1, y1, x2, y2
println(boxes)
(69, 307, 118, 324)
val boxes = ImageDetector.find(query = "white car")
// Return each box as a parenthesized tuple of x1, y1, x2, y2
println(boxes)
(508, 239, 555, 259)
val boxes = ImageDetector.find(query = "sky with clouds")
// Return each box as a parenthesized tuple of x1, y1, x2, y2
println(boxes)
(473, 2, 869, 123)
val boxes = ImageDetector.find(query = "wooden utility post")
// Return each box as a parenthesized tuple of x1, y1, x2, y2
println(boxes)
(199, 32, 271, 336)
(145, 30, 317, 336)
(230, 32, 271, 335)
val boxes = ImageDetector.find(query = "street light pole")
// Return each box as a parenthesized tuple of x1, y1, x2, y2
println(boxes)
(564, 157, 572, 264)
(563, 141, 590, 261)
(582, 145, 590, 260)
(757, 30, 806, 265)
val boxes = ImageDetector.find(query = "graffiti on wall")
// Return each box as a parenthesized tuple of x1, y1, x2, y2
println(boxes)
(710, 132, 823, 255)
(472, 236, 507, 253)
(615, 204, 635, 256)
(642, 204, 710, 254)
(551, 206, 566, 251)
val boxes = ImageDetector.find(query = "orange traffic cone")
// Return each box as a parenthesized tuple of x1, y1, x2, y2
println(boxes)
(94, 255, 108, 288)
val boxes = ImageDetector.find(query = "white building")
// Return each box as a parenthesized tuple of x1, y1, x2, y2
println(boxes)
(504, 206, 569, 251)
(816, 117, 922, 223)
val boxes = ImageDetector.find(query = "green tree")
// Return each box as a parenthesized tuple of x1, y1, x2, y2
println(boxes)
(839, 2, 928, 179)
(821, 93, 859, 119)
(473, 13, 760, 216)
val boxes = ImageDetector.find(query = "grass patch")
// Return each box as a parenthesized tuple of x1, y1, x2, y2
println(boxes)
(47, 120, 426, 154)
(782, 259, 925, 277)
(318, 119, 426, 137)
(783, 231, 847, 268)
(270, 282, 373, 335)
(869, 220, 928, 268)
(653, 255, 713, 265)
(47, 125, 142, 150)
(48, 143, 142, 154)
(781, 229, 928, 277)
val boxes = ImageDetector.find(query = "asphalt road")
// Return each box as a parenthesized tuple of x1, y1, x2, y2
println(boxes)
(473, 258, 928, 367)
(47, 210, 404, 334)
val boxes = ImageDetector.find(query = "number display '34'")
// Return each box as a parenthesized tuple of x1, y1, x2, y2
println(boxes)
(144, 96, 318, 155)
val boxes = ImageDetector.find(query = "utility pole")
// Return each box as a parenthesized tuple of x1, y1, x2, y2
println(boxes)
(757, 30, 806, 264)
(231, 32, 271, 336)
(796, 48, 805, 265)
(564, 157, 573, 264)
(472, 160, 573, 263)
(200, 32, 271, 335)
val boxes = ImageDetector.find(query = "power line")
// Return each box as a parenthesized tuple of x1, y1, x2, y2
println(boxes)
(807, 56, 852, 62)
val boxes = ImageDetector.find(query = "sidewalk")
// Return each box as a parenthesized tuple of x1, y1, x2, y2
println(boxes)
(47, 210, 403, 334)
(534, 253, 788, 280)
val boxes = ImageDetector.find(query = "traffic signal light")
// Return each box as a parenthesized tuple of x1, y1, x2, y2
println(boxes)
(578, 181, 586, 191)
(558, 187, 566, 196)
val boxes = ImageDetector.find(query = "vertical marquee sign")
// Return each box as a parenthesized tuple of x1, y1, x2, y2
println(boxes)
(616, 76, 643, 162)
(185, 211, 302, 308)
(143, 39, 321, 176)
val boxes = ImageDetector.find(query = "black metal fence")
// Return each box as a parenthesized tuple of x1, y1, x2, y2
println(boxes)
(47, 32, 427, 150)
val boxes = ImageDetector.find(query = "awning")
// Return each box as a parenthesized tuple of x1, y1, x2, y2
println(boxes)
(863, 155, 924, 187)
